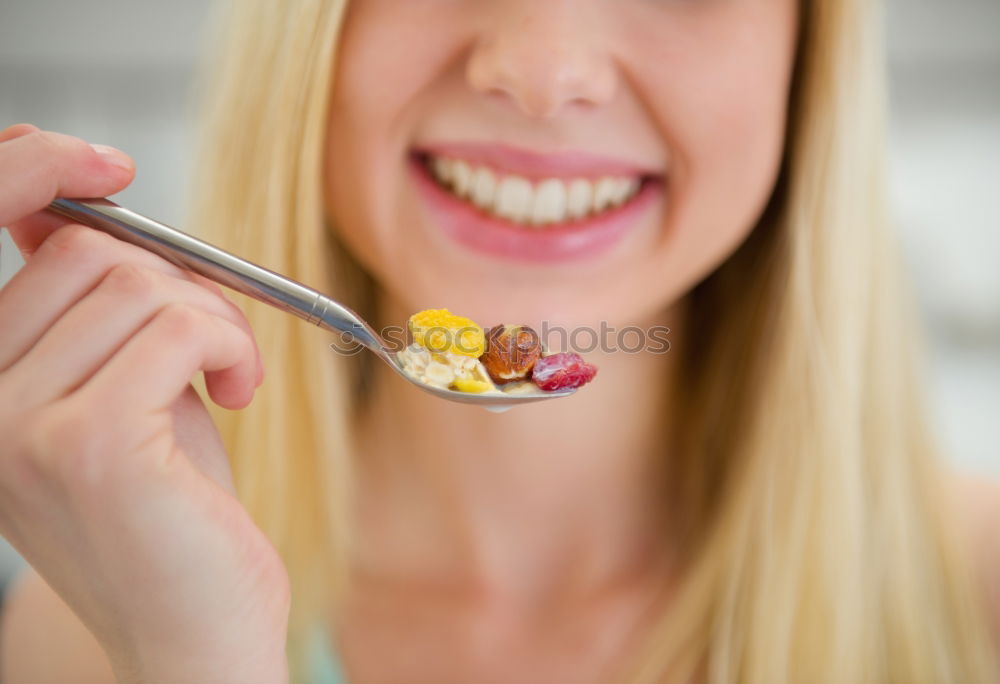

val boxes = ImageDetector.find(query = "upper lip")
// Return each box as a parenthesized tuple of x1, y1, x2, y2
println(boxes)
(414, 141, 662, 181)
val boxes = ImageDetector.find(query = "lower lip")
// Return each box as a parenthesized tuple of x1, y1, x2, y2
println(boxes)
(408, 155, 661, 263)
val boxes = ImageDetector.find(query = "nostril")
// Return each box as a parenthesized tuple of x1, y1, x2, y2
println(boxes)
(465, 18, 618, 120)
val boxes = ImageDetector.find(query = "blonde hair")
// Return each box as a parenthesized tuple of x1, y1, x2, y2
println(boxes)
(190, 0, 997, 682)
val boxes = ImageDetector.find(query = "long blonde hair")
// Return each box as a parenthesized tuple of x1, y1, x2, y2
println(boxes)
(190, 0, 997, 681)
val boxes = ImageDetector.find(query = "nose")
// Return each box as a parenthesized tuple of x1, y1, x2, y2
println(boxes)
(466, 1, 618, 119)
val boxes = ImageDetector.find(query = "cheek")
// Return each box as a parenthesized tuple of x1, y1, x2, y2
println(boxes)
(675, 55, 791, 229)
(324, 3, 444, 284)
(322, 0, 797, 329)
(630, 3, 797, 290)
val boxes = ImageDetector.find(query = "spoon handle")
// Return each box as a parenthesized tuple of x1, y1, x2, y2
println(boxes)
(47, 198, 384, 352)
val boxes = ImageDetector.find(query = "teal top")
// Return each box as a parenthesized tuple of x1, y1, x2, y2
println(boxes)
(308, 624, 346, 684)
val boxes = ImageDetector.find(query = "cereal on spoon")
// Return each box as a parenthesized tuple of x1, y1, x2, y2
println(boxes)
(397, 309, 597, 395)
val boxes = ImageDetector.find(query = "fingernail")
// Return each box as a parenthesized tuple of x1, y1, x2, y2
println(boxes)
(90, 143, 134, 172)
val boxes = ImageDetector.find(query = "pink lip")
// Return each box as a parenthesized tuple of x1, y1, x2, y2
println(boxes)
(409, 155, 662, 263)
(415, 141, 660, 180)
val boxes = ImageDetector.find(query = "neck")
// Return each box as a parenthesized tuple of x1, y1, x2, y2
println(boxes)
(352, 298, 684, 607)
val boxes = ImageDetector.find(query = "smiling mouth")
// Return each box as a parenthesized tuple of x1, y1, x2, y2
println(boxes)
(415, 152, 654, 229)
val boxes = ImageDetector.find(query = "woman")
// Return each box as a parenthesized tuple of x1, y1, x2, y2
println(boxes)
(0, 0, 997, 682)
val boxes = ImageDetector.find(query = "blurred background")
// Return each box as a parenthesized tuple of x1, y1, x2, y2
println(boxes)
(0, 0, 998, 600)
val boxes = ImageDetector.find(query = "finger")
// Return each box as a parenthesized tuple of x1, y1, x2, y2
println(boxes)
(5, 210, 77, 259)
(0, 224, 239, 373)
(0, 127, 134, 230)
(0, 126, 94, 260)
(8, 213, 234, 305)
(0, 123, 39, 144)
(6, 263, 263, 406)
(76, 303, 259, 413)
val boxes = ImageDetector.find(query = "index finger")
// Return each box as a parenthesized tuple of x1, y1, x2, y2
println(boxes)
(0, 125, 135, 241)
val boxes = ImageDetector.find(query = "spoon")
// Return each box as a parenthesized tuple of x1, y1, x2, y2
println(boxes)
(47, 198, 576, 409)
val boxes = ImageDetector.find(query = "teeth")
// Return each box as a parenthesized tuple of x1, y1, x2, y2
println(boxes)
(470, 167, 497, 209)
(606, 179, 627, 207)
(592, 177, 619, 213)
(531, 179, 566, 226)
(432, 157, 453, 185)
(452, 160, 473, 198)
(427, 155, 643, 227)
(566, 179, 592, 220)
(494, 176, 533, 223)
(622, 178, 640, 203)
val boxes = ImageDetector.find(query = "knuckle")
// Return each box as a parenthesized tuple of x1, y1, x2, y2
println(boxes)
(0, 413, 44, 491)
(183, 274, 234, 315)
(224, 298, 253, 333)
(102, 262, 158, 300)
(26, 128, 60, 154)
(239, 326, 257, 355)
(40, 223, 109, 260)
(28, 130, 87, 170)
(34, 129, 87, 157)
(15, 411, 59, 474)
(156, 303, 202, 341)
(189, 273, 225, 297)
(19, 403, 110, 490)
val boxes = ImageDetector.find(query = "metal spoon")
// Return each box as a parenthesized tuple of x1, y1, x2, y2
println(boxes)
(47, 198, 576, 409)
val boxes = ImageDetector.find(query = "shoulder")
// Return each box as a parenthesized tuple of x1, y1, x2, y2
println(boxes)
(950, 473, 1000, 643)
(0, 567, 115, 683)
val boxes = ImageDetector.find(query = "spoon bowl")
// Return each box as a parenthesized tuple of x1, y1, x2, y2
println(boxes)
(48, 198, 577, 409)
(382, 351, 576, 409)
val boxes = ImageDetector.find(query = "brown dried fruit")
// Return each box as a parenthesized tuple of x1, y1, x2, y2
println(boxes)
(480, 324, 542, 383)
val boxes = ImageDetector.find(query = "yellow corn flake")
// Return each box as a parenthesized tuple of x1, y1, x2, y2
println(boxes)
(408, 308, 485, 357)
(453, 375, 495, 394)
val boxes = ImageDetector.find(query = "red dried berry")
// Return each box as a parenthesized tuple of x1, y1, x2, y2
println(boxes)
(530, 352, 598, 391)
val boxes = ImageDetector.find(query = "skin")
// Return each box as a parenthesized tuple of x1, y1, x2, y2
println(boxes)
(327, 0, 797, 331)
(0, 126, 286, 684)
(326, 0, 798, 679)
(0, 2, 996, 684)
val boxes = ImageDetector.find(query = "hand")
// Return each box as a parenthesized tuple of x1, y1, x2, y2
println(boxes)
(0, 125, 289, 684)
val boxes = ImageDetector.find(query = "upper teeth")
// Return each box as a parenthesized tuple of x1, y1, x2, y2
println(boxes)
(428, 156, 642, 227)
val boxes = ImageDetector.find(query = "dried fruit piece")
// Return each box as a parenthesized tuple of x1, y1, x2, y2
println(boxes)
(480, 324, 542, 383)
(531, 352, 598, 391)
(401, 310, 597, 396)
(408, 308, 485, 357)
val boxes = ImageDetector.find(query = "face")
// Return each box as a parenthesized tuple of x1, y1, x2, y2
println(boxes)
(325, 0, 799, 331)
